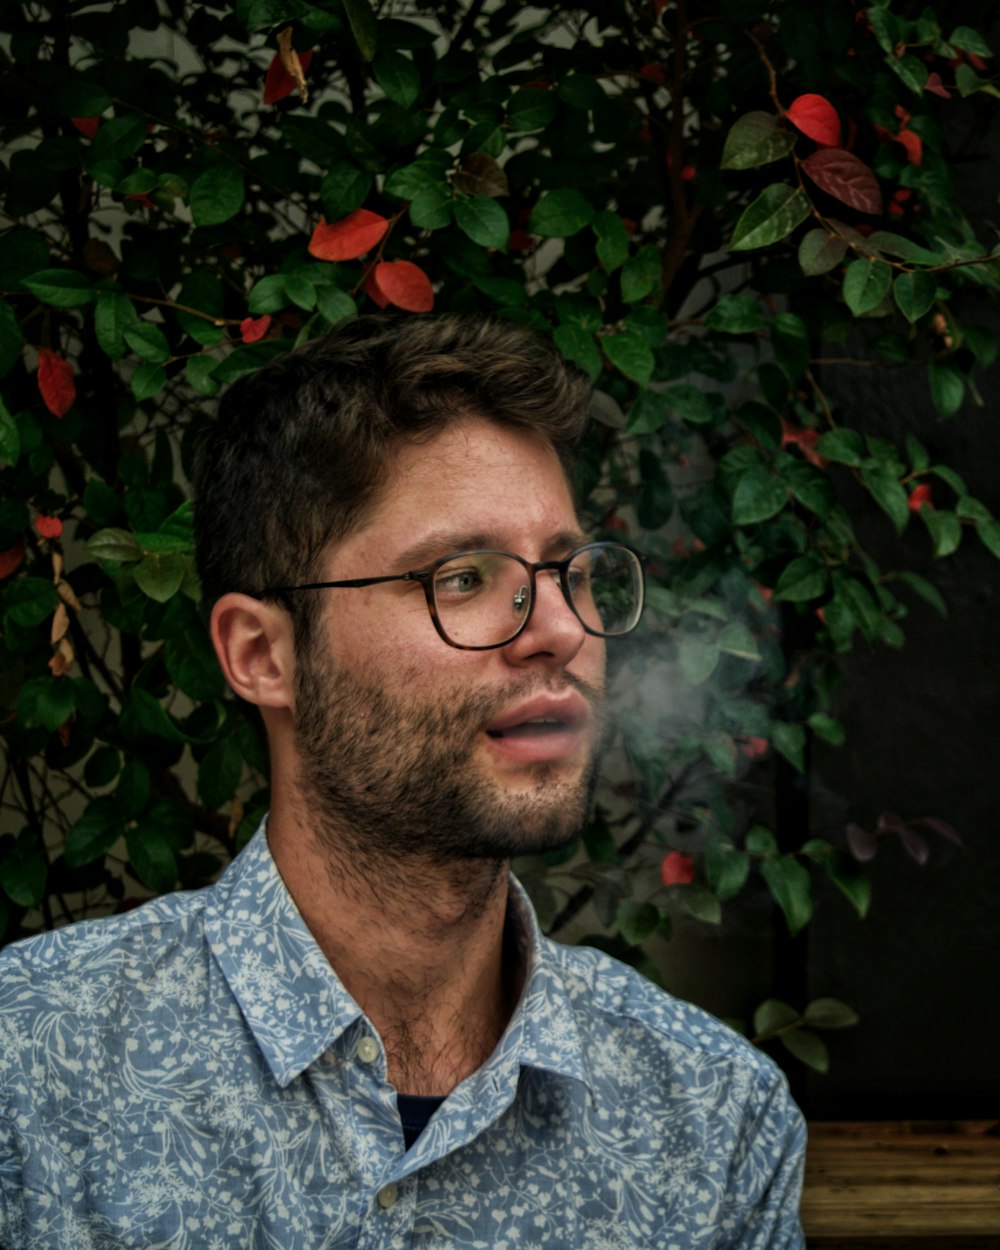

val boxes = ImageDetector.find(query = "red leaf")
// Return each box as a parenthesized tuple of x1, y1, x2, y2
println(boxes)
(372, 260, 434, 313)
(308, 210, 389, 262)
(37, 348, 76, 418)
(507, 227, 535, 253)
(845, 822, 878, 862)
(924, 72, 951, 99)
(785, 93, 842, 147)
(660, 851, 696, 887)
(740, 736, 770, 760)
(363, 266, 390, 309)
(908, 483, 933, 511)
(0, 536, 25, 580)
(638, 64, 666, 83)
(263, 48, 314, 105)
(781, 420, 829, 469)
(896, 128, 923, 166)
(71, 116, 100, 139)
(240, 315, 272, 343)
(801, 148, 882, 215)
(35, 515, 63, 540)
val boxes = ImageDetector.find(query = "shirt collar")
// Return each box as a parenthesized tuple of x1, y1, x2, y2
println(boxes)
(205, 821, 592, 1093)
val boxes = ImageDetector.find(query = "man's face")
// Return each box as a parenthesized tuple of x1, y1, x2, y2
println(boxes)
(291, 417, 607, 869)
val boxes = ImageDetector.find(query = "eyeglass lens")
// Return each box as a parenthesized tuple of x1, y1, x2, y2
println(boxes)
(431, 546, 642, 648)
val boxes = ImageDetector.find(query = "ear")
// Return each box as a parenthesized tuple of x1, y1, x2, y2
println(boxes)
(210, 593, 296, 710)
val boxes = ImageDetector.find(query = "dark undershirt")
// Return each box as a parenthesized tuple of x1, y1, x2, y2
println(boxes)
(397, 1093, 446, 1149)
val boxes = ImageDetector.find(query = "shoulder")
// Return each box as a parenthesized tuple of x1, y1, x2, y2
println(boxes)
(0, 887, 212, 1008)
(547, 937, 796, 1105)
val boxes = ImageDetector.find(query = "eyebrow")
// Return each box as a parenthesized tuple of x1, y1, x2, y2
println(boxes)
(391, 527, 590, 571)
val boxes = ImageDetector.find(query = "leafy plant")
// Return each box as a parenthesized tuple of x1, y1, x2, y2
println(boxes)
(1, 0, 996, 1074)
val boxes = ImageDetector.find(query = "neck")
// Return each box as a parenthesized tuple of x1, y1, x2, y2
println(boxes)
(267, 796, 523, 1096)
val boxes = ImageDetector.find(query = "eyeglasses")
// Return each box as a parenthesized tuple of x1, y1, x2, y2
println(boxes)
(259, 541, 646, 651)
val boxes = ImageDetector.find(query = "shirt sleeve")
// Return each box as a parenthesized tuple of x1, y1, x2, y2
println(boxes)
(721, 1065, 807, 1250)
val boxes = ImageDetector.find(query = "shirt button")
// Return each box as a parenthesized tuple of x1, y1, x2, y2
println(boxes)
(355, 1036, 379, 1065)
(376, 1183, 398, 1210)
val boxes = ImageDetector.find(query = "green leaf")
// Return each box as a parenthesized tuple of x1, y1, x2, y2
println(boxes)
(729, 185, 811, 251)
(454, 197, 509, 249)
(0, 398, 21, 467)
(706, 294, 764, 334)
(164, 625, 225, 701)
(592, 211, 630, 272)
(87, 527, 141, 563)
(860, 463, 910, 533)
(888, 54, 928, 97)
(115, 759, 151, 820)
(772, 312, 810, 381)
(718, 622, 760, 661)
(409, 186, 452, 230)
(126, 826, 177, 893)
(65, 796, 123, 867)
(552, 323, 601, 382)
(807, 712, 845, 746)
(928, 362, 965, 419)
(664, 383, 714, 425)
(920, 508, 962, 558)
(731, 468, 786, 525)
(529, 188, 594, 238)
(977, 518, 1000, 560)
(804, 997, 860, 1030)
(746, 825, 778, 856)
(679, 886, 721, 925)
(558, 73, 606, 111)
(373, 49, 420, 108)
(620, 245, 661, 303)
(949, 26, 993, 57)
(121, 687, 190, 744)
(322, 163, 372, 220)
(0, 300, 23, 377)
(186, 355, 221, 397)
(189, 163, 245, 228)
(134, 552, 186, 602)
(316, 286, 357, 327)
(16, 675, 74, 731)
(602, 330, 653, 385)
(894, 570, 947, 617)
(679, 635, 720, 685)
(344, 0, 378, 59)
(783, 461, 835, 517)
(822, 851, 872, 918)
(507, 88, 557, 132)
(705, 841, 750, 901)
(720, 112, 796, 170)
(94, 292, 139, 360)
(198, 737, 243, 811)
(772, 721, 806, 773)
(131, 362, 167, 402)
(798, 228, 848, 276)
(617, 900, 660, 946)
(4, 578, 58, 628)
(773, 556, 829, 602)
(893, 270, 937, 322)
(124, 322, 171, 364)
(842, 257, 892, 315)
(761, 854, 813, 934)
(22, 268, 96, 307)
(753, 998, 799, 1036)
(781, 1028, 829, 1072)
(816, 429, 863, 466)
(0, 832, 47, 908)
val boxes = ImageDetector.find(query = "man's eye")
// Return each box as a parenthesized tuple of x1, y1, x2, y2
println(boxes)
(436, 568, 484, 596)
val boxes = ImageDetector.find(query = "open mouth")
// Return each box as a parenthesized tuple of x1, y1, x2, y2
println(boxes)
(486, 718, 566, 739)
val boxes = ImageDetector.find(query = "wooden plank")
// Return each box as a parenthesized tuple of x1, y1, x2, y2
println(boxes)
(802, 1122, 1000, 1245)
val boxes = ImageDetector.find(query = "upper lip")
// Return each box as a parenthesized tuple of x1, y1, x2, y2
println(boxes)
(486, 691, 590, 735)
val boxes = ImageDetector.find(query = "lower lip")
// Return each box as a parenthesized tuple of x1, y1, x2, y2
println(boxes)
(483, 725, 588, 765)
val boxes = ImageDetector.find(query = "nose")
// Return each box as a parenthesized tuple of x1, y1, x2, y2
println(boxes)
(501, 569, 591, 670)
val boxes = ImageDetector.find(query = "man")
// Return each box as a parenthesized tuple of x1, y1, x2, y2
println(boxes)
(0, 314, 805, 1247)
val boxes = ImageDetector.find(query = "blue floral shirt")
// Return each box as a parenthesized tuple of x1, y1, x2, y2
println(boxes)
(0, 824, 805, 1249)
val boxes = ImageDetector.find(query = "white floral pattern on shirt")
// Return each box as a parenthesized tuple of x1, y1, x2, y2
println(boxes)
(0, 822, 805, 1249)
